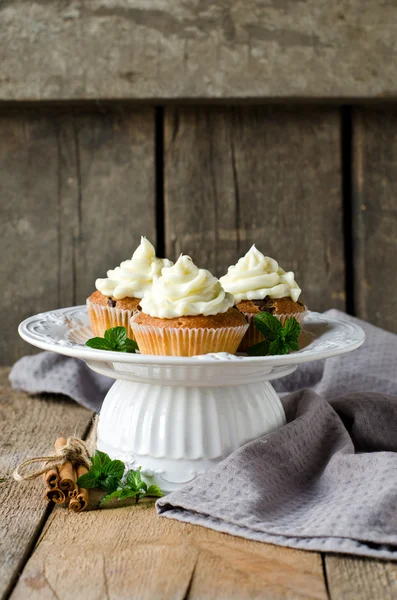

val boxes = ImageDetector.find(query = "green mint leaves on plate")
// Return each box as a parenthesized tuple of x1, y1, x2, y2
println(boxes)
(248, 312, 301, 356)
(76, 450, 163, 506)
(85, 326, 138, 353)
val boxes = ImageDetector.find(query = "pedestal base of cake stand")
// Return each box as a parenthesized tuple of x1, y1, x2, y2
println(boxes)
(95, 375, 290, 493)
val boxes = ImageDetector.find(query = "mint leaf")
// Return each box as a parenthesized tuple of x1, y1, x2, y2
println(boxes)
(76, 471, 100, 489)
(104, 326, 127, 349)
(92, 450, 112, 472)
(282, 318, 301, 352)
(120, 338, 139, 353)
(247, 340, 270, 356)
(126, 469, 143, 490)
(85, 337, 112, 350)
(249, 313, 301, 356)
(287, 338, 300, 352)
(147, 484, 163, 498)
(283, 317, 301, 342)
(86, 452, 125, 492)
(86, 327, 139, 353)
(101, 489, 123, 504)
(253, 313, 282, 341)
(102, 459, 125, 480)
(99, 474, 121, 493)
(268, 338, 290, 355)
(119, 488, 138, 501)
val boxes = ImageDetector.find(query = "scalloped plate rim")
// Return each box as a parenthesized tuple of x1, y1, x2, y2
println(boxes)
(18, 306, 365, 367)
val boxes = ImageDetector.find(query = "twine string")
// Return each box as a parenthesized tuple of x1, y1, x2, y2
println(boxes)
(13, 437, 91, 482)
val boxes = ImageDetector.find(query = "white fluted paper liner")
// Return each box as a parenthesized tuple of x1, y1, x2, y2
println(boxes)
(238, 310, 307, 352)
(131, 322, 249, 356)
(87, 300, 136, 341)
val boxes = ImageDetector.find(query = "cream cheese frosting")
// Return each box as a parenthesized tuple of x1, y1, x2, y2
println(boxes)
(219, 245, 302, 303)
(95, 237, 173, 300)
(140, 255, 235, 318)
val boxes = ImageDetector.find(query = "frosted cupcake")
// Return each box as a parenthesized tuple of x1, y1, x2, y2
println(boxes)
(87, 237, 173, 340)
(219, 245, 305, 352)
(131, 255, 248, 356)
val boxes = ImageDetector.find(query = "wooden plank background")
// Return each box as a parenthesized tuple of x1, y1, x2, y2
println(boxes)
(1, 104, 397, 364)
(0, 107, 155, 364)
(2, 1, 397, 101)
(164, 106, 345, 311)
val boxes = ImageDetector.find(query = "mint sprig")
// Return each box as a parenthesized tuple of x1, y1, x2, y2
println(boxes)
(248, 312, 301, 356)
(76, 450, 163, 506)
(85, 326, 138, 353)
(101, 468, 163, 505)
(77, 450, 125, 493)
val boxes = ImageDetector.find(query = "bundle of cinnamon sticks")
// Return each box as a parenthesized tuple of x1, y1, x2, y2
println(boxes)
(43, 437, 89, 512)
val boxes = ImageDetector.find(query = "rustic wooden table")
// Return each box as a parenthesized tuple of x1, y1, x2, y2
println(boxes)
(1, 367, 396, 600)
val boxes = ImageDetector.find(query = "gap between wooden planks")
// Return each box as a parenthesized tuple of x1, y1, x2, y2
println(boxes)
(2, 366, 397, 600)
(11, 503, 327, 600)
(0, 367, 93, 599)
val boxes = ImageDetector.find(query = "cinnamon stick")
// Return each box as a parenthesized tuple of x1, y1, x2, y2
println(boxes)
(55, 437, 76, 493)
(43, 467, 59, 490)
(69, 465, 89, 512)
(44, 487, 66, 504)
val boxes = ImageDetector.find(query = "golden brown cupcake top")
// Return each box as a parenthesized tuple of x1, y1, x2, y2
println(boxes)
(88, 290, 141, 311)
(132, 307, 247, 329)
(237, 297, 305, 315)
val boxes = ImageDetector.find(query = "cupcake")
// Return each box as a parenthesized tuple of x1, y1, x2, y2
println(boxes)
(87, 237, 173, 339)
(131, 255, 248, 356)
(219, 245, 306, 352)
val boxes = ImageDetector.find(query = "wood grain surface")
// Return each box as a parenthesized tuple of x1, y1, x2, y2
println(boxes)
(0, 367, 92, 599)
(165, 106, 345, 312)
(0, 113, 61, 365)
(2, 1, 397, 101)
(352, 108, 397, 333)
(12, 503, 328, 600)
(0, 108, 155, 365)
(326, 554, 397, 600)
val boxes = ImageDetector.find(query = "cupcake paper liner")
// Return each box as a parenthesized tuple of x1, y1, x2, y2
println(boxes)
(87, 300, 136, 341)
(131, 322, 248, 357)
(238, 310, 307, 353)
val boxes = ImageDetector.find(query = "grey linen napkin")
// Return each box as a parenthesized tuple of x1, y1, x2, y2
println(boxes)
(156, 311, 397, 559)
(9, 310, 397, 558)
(9, 352, 112, 410)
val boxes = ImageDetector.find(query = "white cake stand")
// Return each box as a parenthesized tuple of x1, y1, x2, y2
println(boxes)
(19, 307, 365, 492)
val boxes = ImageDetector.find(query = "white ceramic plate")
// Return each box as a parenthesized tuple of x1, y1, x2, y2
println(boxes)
(18, 305, 365, 368)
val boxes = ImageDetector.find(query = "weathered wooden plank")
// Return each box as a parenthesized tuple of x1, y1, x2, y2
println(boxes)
(2, 1, 397, 101)
(12, 502, 328, 600)
(0, 367, 92, 599)
(326, 554, 397, 600)
(165, 106, 345, 312)
(0, 112, 62, 365)
(188, 531, 327, 599)
(72, 108, 156, 303)
(0, 108, 156, 364)
(352, 108, 397, 333)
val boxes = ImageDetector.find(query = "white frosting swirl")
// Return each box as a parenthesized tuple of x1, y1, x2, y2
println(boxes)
(219, 245, 302, 303)
(140, 255, 234, 318)
(95, 237, 173, 300)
